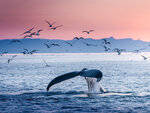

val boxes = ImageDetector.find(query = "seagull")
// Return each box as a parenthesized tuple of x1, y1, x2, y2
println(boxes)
(82, 30, 94, 34)
(30, 32, 36, 36)
(103, 45, 110, 51)
(65, 41, 73, 46)
(73, 37, 85, 40)
(22, 48, 37, 55)
(30, 49, 38, 54)
(132, 48, 146, 53)
(102, 39, 111, 45)
(50, 25, 63, 30)
(45, 20, 56, 27)
(47, 68, 104, 92)
(0, 52, 8, 56)
(113, 48, 126, 55)
(140, 54, 149, 60)
(21, 27, 34, 35)
(83, 42, 97, 47)
(79, 37, 85, 40)
(21, 51, 27, 55)
(43, 59, 50, 67)
(8, 55, 17, 63)
(44, 43, 51, 48)
(50, 43, 61, 47)
(35, 29, 43, 36)
(23, 48, 29, 52)
(23, 34, 33, 39)
(50, 43, 60, 47)
(10, 40, 22, 44)
(73, 37, 80, 40)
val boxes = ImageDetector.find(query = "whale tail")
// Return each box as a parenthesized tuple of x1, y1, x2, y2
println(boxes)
(47, 71, 80, 91)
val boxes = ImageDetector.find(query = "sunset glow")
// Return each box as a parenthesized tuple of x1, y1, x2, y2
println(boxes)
(0, 0, 150, 41)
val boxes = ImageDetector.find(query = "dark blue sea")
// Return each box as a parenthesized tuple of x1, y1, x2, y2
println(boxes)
(0, 53, 150, 113)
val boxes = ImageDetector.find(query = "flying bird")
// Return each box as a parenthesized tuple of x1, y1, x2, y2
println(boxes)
(140, 54, 149, 60)
(23, 34, 33, 39)
(73, 37, 80, 40)
(35, 29, 43, 36)
(47, 68, 103, 91)
(82, 30, 94, 34)
(8, 55, 17, 63)
(10, 40, 22, 44)
(132, 48, 146, 53)
(103, 45, 111, 51)
(43, 59, 50, 67)
(22, 48, 37, 55)
(45, 20, 56, 27)
(73, 37, 85, 40)
(102, 39, 111, 45)
(30, 49, 38, 54)
(21, 27, 34, 35)
(113, 48, 126, 55)
(65, 41, 73, 46)
(83, 42, 97, 47)
(50, 43, 61, 47)
(44, 43, 51, 48)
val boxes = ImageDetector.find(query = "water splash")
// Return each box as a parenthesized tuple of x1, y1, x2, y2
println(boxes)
(85, 77, 105, 94)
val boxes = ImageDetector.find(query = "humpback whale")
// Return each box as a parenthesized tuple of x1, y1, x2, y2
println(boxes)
(47, 68, 103, 91)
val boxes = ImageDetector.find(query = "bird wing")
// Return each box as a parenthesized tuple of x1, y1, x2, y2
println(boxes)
(37, 29, 43, 33)
(65, 41, 72, 46)
(47, 71, 80, 91)
(55, 25, 63, 28)
(82, 31, 87, 33)
(45, 20, 51, 25)
(28, 27, 34, 32)
(89, 30, 94, 32)
(24, 48, 29, 51)
(51, 21, 56, 25)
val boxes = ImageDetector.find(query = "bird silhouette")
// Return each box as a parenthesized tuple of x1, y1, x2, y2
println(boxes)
(44, 43, 51, 48)
(30, 49, 38, 54)
(45, 20, 56, 27)
(10, 40, 22, 44)
(65, 41, 73, 46)
(50, 43, 61, 47)
(22, 49, 37, 55)
(35, 29, 43, 36)
(73, 37, 85, 40)
(113, 48, 126, 55)
(73, 37, 80, 40)
(43, 59, 50, 67)
(23, 34, 33, 39)
(21, 27, 34, 35)
(8, 55, 17, 63)
(103, 45, 111, 51)
(82, 30, 94, 34)
(83, 42, 97, 47)
(140, 54, 149, 60)
(102, 39, 111, 45)
(132, 48, 146, 53)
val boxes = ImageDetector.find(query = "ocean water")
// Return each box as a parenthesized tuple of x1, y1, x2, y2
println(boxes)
(0, 53, 150, 113)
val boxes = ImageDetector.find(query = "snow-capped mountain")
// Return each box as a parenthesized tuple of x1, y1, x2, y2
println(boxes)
(0, 37, 150, 53)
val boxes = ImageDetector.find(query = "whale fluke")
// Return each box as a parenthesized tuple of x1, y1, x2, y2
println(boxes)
(47, 68, 103, 91)
(47, 71, 80, 91)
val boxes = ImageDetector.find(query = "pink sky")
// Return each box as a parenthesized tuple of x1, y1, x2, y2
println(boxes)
(0, 0, 150, 41)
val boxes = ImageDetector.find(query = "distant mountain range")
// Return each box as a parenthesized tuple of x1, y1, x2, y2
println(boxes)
(0, 37, 150, 53)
